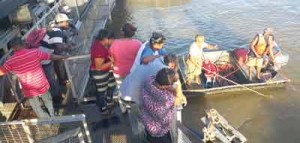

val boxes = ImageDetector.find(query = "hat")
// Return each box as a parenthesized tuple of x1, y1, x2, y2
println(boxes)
(150, 32, 166, 44)
(59, 5, 72, 14)
(55, 13, 70, 22)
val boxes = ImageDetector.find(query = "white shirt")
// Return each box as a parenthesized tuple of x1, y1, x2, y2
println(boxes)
(189, 42, 208, 58)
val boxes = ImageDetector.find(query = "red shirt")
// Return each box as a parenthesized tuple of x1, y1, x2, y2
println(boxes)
(1, 49, 50, 98)
(109, 39, 142, 77)
(90, 40, 110, 71)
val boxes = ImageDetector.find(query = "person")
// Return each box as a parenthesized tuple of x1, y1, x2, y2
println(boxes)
(58, 5, 79, 36)
(40, 13, 72, 104)
(186, 35, 217, 86)
(141, 32, 167, 64)
(89, 29, 116, 114)
(141, 68, 178, 143)
(109, 23, 142, 84)
(0, 37, 68, 118)
(247, 28, 274, 81)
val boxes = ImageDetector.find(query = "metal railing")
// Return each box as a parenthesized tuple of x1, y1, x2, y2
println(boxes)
(0, 114, 91, 143)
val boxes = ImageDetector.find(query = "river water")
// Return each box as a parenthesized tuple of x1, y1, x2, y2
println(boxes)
(107, 0, 300, 142)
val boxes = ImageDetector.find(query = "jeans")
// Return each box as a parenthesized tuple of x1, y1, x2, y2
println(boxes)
(42, 62, 62, 104)
(53, 60, 68, 85)
(28, 91, 54, 118)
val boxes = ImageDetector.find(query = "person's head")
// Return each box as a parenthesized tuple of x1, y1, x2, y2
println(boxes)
(96, 29, 115, 47)
(155, 68, 179, 86)
(263, 27, 273, 35)
(58, 5, 72, 15)
(195, 35, 205, 44)
(121, 23, 137, 38)
(163, 54, 178, 70)
(7, 37, 25, 51)
(150, 32, 166, 51)
(55, 13, 70, 29)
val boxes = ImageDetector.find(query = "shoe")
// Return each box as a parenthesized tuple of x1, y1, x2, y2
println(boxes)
(100, 107, 111, 116)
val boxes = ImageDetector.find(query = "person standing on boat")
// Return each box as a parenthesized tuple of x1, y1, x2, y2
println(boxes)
(141, 68, 178, 143)
(89, 29, 116, 115)
(0, 37, 68, 118)
(247, 28, 274, 81)
(109, 23, 142, 86)
(186, 35, 217, 86)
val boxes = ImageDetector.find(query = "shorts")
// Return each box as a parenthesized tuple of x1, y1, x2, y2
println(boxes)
(247, 56, 263, 67)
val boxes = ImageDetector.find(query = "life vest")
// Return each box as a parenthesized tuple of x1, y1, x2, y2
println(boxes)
(254, 34, 267, 56)
(202, 60, 217, 76)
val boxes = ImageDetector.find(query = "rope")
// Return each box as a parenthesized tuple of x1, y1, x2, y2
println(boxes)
(201, 65, 272, 98)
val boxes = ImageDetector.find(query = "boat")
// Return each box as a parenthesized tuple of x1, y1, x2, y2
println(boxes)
(177, 48, 291, 95)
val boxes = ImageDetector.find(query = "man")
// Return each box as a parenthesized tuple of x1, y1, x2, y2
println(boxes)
(247, 28, 274, 81)
(0, 37, 67, 118)
(186, 35, 217, 86)
(109, 23, 142, 85)
(40, 13, 72, 103)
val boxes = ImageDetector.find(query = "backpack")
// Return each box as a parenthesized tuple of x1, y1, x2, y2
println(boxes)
(25, 28, 47, 49)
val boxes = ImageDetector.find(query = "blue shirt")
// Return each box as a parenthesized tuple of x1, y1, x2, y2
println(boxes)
(140, 43, 167, 63)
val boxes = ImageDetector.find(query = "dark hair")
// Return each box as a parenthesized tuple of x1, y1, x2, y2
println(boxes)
(164, 54, 177, 66)
(7, 37, 24, 49)
(122, 23, 137, 38)
(96, 29, 115, 41)
(195, 34, 203, 41)
(150, 32, 166, 45)
(155, 68, 178, 86)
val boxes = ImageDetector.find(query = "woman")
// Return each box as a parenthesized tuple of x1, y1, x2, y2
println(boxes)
(141, 68, 178, 143)
(90, 29, 116, 114)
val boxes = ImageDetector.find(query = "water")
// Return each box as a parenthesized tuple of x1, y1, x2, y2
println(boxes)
(108, 0, 300, 142)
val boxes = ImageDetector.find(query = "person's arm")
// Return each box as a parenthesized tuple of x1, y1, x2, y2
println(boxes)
(250, 35, 260, 57)
(174, 80, 187, 106)
(0, 67, 7, 76)
(50, 54, 69, 60)
(94, 57, 112, 70)
(140, 47, 161, 64)
(206, 43, 218, 50)
(266, 36, 275, 62)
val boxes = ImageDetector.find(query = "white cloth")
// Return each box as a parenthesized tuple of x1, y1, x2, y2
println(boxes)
(130, 41, 149, 73)
(120, 57, 167, 105)
(189, 42, 208, 58)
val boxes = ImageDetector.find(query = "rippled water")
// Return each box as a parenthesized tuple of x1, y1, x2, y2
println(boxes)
(108, 0, 300, 142)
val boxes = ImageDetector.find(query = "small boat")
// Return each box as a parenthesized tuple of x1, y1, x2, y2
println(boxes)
(177, 48, 290, 95)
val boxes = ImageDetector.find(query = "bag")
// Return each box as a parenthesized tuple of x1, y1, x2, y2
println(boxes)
(25, 28, 47, 49)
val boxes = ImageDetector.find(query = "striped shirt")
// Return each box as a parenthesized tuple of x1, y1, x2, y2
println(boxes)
(1, 49, 50, 98)
(40, 27, 64, 64)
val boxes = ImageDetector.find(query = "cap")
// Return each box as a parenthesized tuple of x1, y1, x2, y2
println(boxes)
(55, 13, 70, 22)
(150, 32, 166, 44)
(59, 5, 72, 14)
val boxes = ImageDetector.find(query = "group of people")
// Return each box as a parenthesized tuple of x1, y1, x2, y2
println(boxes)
(89, 23, 187, 142)
(0, 6, 76, 119)
(186, 27, 284, 86)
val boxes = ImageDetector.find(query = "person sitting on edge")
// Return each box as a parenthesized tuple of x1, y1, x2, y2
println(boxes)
(141, 68, 178, 143)
(109, 23, 142, 84)
(186, 35, 217, 86)
(89, 29, 116, 115)
(0, 37, 68, 118)
(247, 28, 274, 81)
(140, 32, 167, 65)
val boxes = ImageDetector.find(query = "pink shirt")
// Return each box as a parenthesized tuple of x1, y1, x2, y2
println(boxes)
(1, 49, 50, 98)
(110, 39, 142, 78)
